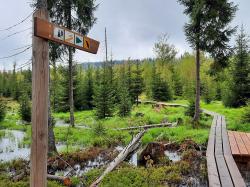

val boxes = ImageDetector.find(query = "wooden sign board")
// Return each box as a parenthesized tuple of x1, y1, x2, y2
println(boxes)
(34, 17, 99, 54)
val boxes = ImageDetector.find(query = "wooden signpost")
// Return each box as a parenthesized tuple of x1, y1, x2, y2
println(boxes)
(34, 17, 99, 54)
(31, 6, 99, 187)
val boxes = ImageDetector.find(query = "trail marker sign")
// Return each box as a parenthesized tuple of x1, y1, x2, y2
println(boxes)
(75, 34, 84, 47)
(65, 30, 75, 44)
(34, 17, 99, 54)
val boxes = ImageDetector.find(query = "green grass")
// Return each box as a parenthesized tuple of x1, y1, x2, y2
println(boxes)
(52, 104, 212, 147)
(200, 101, 250, 132)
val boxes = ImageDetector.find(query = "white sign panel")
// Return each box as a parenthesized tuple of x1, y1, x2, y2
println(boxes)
(65, 30, 74, 44)
(53, 27, 64, 41)
(75, 34, 83, 47)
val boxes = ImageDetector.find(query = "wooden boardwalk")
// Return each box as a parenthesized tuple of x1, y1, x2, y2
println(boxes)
(206, 115, 246, 187)
(228, 131, 250, 157)
(140, 100, 246, 187)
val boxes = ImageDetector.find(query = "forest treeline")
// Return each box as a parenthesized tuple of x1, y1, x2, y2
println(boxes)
(0, 26, 249, 121)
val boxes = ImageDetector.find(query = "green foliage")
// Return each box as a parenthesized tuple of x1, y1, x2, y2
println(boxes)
(92, 122, 107, 137)
(241, 102, 250, 123)
(75, 65, 94, 110)
(154, 34, 177, 64)
(117, 65, 132, 117)
(151, 65, 172, 101)
(172, 68, 183, 97)
(201, 74, 216, 104)
(185, 99, 196, 118)
(0, 99, 6, 122)
(178, 0, 237, 68)
(223, 26, 250, 107)
(93, 63, 116, 119)
(18, 93, 31, 122)
(132, 61, 144, 105)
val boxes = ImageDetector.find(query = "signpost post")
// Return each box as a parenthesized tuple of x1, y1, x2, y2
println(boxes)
(31, 3, 49, 187)
(31, 5, 99, 187)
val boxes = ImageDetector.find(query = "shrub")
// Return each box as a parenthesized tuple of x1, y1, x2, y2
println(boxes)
(0, 99, 6, 122)
(241, 102, 250, 123)
(185, 99, 195, 117)
(18, 93, 31, 122)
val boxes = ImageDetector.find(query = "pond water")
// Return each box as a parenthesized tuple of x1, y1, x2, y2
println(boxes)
(0, 129, 74, 162)
(0, 130, 29, 162)
(55, 120, 91, 129)
(164, 150, 181, 162)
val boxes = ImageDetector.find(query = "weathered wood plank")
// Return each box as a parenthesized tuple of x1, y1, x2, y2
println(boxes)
(215, 155, 234, 187)
(207, 155, 221, 187)
(30, 9, 49, 187)
(239, 132, 250, 155)
(234, 131, 248, 155)
(206, 116, 221, 187)
(228, 131, 240, 155)
(206, 116, 217, 156)
(221, 116, 232, 156)
(224, 155, 247, 187)
(215, 116, 223, 156)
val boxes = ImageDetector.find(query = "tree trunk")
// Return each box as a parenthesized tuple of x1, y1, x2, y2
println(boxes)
(48, 106, 57, 154)
(67, 2, 75, 127)
(52, 61, 57, 111)
(48, 65, 57, 154)
(68, 47, 75, 127)
(193, 45, 201, 122)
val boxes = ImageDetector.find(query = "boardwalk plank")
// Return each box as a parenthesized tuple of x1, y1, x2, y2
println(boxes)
(206, 116, 221, 187)
(215, 155, 234, 187)
(239, 132, 250, 155)
(228, 131, 240, 155)
(215, 116, 223, 156)
(221, 116, 231, 156)
(224, 155, 247, 187)
(234, 131, 248, 155)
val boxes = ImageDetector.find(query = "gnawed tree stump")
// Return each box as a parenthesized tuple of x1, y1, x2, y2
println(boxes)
(138, 142, 165, 165)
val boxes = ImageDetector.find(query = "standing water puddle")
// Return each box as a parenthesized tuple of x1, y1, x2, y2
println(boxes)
(0, 129, 76, 162)
(0, 130, 29, 162)
(164, 150, 181, 162)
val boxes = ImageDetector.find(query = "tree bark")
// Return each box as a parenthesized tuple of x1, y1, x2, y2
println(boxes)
(67, 2, 75, 127)
(48, 102, 57, 154)
(48, 61, 57, 155)
(193, 45, 201, 122)
(68, 47, 75, 127)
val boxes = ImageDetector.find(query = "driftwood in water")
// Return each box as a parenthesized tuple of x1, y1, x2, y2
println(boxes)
(90, 130, 147, 187)
(113, 122, 176, 131)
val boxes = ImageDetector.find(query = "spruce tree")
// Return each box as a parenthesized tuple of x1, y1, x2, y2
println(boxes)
(18, 93, 31, 122)
(93, 64, 115, 119)
(47, 0, 97, 127)
(151, 65, 172, 101)
(0, 99, 6, 122)
(178, 0, 237, 122)
(227, 26, 250, 107)
(118, 65, 132, 117)
(132, 60, 143, 105)
(75, 65, 94, 110)
(172, 67, 183, 97)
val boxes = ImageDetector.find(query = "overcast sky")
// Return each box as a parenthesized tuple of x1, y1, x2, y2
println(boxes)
(0, 0, 249, 70)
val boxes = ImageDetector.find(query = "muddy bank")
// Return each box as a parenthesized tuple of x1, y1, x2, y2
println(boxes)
(48, 147, 118, 176)
(2, 140, 208, 186)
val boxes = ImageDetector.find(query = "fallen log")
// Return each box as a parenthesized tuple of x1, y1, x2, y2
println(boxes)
(112, 122, 176, 131)
(90, 129, 147, 187)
